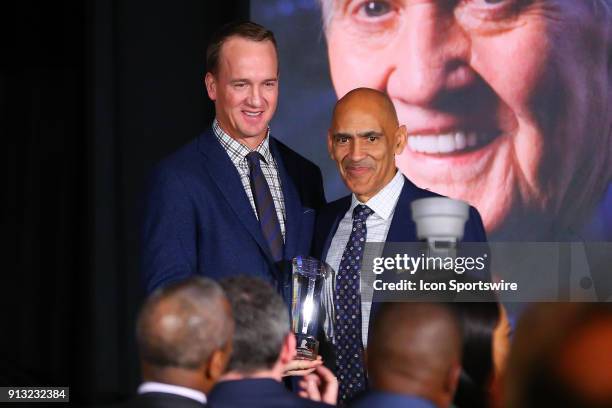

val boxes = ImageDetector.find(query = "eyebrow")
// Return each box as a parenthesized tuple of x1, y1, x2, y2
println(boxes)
(332, 130, 383, 138)
(229, 78, 278, 84)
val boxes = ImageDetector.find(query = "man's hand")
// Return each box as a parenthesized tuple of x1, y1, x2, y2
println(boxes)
(298, 365, 338, 405)
(283, 356, 323, 377)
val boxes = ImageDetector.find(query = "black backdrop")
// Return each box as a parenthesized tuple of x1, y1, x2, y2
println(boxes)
(3, 1, 249, 405)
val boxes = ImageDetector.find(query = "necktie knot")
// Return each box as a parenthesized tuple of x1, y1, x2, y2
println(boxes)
(352, 204, 373, 223)
(246, 151, 265, 169)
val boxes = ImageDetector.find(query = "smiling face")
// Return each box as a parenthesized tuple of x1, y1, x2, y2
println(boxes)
(205, 36, 278, 149)
(328, 88, 407, 202)
(324, 0, 612, 239)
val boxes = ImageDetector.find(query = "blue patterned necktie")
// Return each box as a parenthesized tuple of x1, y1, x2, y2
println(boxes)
(246, 151, 284, 262)
(335, 204, 373, 404)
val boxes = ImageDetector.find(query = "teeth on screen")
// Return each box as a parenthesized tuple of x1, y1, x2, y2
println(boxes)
(408, 132, 491, 154)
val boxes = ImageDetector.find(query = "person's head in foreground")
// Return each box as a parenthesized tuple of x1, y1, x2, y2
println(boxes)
(219, 276, 295, 379)
(505, 303, 612, 408)
(136, 276, 234, 395)
(205, 21, 279, 150)
(216, 276, 337, 406)
(328, 87, 407, 202)
(359, 302, 462, 408)
(450, 301, 510, 408)
(321, 0, 612, 239)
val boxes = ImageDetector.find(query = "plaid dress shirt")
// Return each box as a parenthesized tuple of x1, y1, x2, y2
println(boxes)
(213, 119, 286, 240)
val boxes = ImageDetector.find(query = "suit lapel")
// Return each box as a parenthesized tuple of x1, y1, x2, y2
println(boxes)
(383, 177, 420, 246)
(321, 198, 351, 263)
(269, 138, 301, 260)
(371, 177, 425, 336)
(197, 129, 275, 266)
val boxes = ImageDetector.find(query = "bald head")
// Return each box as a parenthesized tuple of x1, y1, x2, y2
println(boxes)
(137, 277, 233, 370)
(368, 303, 462, 408)
(333, 88, 399, 130)
(328, 87, 407, 202)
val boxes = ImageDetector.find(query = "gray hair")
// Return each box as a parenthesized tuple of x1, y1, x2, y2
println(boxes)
(220, 276, 290, 374)
(136, 277, 232, 369)
(317, 0, 334, 32)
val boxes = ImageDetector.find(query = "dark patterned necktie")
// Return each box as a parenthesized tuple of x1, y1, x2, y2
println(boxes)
(335, 204, 373, 404)
(246, 151, 284, 262)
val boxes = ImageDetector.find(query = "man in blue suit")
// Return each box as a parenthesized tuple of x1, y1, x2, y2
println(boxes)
(142, 22, 325, 299)
(209, 276, 337, 408)
(312, 88, 487, 403)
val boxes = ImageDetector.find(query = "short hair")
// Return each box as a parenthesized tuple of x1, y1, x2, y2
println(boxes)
(206, 21, 278, 75)
(136, 277, 232, 370)
(368, 302, 462, 388)
(220, 276, 290, 374)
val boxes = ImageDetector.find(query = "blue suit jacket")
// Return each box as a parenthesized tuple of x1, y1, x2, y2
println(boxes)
(142, 128, 325, 300)
(312, 176, 488, 369)
(350, 391, 436, 408)
(313, 176, 487, 262)
(208, 379, 333, 408)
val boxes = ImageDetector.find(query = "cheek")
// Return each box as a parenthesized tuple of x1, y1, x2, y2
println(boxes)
(471, 25, 551, 123)
(470, 26, 555, 188)
(264, 88, 279, 104)
(332, 148, 348, 167)
(223, 88, 243, 109)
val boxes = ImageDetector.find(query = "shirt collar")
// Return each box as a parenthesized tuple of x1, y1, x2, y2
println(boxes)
(138, 381, 206, 404)
(212, 119, 274, 165)
(350, 170, 404, 221)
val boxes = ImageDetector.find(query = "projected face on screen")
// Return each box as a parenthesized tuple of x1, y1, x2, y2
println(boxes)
(322, 0, 612, 239)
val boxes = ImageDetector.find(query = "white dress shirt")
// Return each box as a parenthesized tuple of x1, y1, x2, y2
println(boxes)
(323, 171, 405, 347)
(138, 381, 207, 404)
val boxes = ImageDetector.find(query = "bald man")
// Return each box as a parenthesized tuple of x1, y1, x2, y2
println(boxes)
(312, 88, 486, 403)
(354, 303, 463, 408)
(112, 277, 234, 408)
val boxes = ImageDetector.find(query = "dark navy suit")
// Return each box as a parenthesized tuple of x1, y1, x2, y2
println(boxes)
(209, 379, 333, 408)
(312, 176, 488, 370)
(142, 128, 325, 300)
(350, 391, 436, 408)
(106, 392, 205, 408)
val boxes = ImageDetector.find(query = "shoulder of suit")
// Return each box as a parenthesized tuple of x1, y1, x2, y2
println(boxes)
(400, 176, 444, 200)
(144, 133, 216, 194)
(318, 195, 352, 219)
(154, 135, 202, 169)
(271, 137, 320, 171)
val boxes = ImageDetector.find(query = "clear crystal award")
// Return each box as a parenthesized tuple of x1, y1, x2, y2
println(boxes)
(291, 256, 329, 360)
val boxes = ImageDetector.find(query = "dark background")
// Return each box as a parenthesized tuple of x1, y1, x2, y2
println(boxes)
(3, 1, 248, 405)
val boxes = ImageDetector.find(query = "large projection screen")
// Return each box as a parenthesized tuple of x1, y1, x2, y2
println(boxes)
(251, 0, 612, 242)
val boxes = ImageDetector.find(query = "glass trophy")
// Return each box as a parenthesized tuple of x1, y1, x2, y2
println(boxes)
(291, 256, 329, 360)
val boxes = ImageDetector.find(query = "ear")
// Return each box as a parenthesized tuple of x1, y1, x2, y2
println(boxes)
(395, 125, 407, 155)
(327, 130, 335, 160)
(280, 332, 297, 365)
(204, 72, 217, 101)
(206, 346, 230, 383)
(446, 362, 462, 397)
